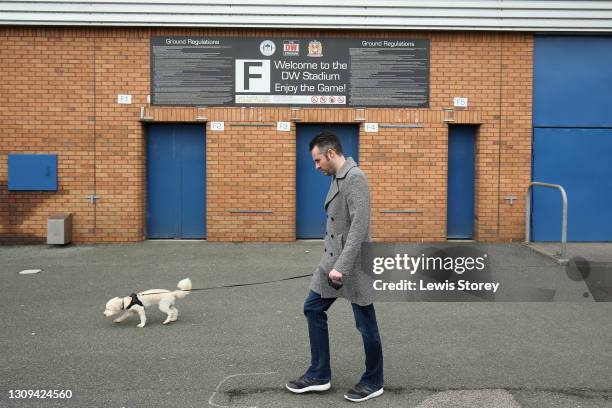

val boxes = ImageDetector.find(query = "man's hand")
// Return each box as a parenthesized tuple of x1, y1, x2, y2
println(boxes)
(328, 269, 343, 282)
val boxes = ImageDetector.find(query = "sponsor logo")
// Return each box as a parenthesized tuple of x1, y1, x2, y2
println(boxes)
(307, 40, 323, 57)
(259, 40, 276, 56)
(283, 40, 300, 56)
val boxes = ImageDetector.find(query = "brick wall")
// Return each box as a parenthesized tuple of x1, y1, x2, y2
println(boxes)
(0, 27, 532, 243)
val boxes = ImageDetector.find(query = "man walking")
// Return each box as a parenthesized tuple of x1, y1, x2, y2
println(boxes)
(286, 131, 384, 402)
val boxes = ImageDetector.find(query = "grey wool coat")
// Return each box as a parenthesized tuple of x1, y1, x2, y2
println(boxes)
(309, 157, 375, 306)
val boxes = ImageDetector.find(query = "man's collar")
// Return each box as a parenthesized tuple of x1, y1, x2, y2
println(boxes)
(334, 157, 357, 179)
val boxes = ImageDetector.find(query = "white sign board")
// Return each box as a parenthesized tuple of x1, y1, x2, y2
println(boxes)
(117, 94, 132, 104)
(210, 121, 225, 131)
(364, 123, 379, 133)
(277, 122, 291, 132)
(453, 97, 468, 108)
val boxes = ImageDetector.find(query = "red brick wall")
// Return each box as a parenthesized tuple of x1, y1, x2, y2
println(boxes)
(206, 122, 295, 242)
(0, 27, 532, 243)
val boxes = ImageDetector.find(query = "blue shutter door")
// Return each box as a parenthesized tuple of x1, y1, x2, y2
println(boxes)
(147, 124, 206, 239)
(447, 125, 476, 239)
(532, 36, 612, 241)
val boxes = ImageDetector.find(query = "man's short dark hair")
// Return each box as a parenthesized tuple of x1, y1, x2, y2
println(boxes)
(309, 131, 344, 156)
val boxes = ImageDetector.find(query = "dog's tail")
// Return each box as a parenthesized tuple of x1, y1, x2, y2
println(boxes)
(174, 278, 192, 299)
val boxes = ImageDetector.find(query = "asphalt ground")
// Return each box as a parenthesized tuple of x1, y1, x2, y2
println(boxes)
(529, 242, 612, 263)
(1, 241, 611, 408)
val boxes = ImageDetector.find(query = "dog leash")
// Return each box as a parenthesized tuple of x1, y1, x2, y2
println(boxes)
(138, 273, 313, 296)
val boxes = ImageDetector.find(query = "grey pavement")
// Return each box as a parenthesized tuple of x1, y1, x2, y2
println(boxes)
(0, 242, 611, 408)
(527, 242, 612, 263)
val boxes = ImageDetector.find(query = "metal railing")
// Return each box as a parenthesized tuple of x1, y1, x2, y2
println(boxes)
(525, 182, 568, 261)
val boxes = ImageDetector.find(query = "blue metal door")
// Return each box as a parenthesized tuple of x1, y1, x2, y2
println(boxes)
(447, 125, 476, 239)
(532, 36, 612, 241)
(296, 124, 359, 238)
(532, 128, 612, 242)
(146, 124, 206, 239)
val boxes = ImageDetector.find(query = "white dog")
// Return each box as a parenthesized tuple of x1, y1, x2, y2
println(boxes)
(103, 278, 192, 328)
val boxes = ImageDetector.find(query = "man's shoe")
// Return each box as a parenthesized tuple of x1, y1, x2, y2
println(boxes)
(285, 374, 331, 393)
(343, 383, 384, 402)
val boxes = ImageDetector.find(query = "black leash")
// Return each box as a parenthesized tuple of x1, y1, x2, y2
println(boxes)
(189, 273, 312, 291)
(138, 273, 312, 296)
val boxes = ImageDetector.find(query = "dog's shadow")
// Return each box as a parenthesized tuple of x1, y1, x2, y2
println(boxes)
(103, 313, 192, 329)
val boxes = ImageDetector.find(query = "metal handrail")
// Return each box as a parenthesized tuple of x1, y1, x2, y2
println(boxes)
(525, 182, 568, 261)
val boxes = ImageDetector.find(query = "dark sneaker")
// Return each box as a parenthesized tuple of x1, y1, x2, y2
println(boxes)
(344, 383, 384, 402)
(285, 374, 331, 393)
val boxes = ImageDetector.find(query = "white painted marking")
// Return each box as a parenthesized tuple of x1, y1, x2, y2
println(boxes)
(19, 269, 42, 275)
(208, 371, 277, 408)
(417, 389, 521, 407)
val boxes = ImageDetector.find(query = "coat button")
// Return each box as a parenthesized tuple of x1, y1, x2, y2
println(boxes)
(330, 252, 333, 256)
(324, 248, 327, 252)
(331, 217, 334, 221)
(331, 234, 334, 238)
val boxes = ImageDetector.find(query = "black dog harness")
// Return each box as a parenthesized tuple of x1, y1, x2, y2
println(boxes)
(122, 293, 144, 310)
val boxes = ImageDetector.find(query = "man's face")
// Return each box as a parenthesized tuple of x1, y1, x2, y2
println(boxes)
(311, 146, 333, 176)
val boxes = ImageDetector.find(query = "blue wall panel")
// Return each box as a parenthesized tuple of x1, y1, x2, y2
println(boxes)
(534, 36, 612, 128)
(296, 125, 359, 239)
(8, 154, 58, 191)
(532, 128, 612, 242)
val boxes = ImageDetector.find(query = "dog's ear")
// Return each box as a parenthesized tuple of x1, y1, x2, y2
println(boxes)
(106, 297, 121, 311)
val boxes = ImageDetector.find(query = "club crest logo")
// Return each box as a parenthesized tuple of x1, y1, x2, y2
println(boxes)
(259, 40, 276, 56)
(308, 40, 323, 57)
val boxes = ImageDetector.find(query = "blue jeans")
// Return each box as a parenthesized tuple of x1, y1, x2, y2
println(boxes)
(303, 290, 383, 388)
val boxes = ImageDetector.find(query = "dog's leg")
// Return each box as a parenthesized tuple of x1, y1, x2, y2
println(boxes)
(159, 302, 173, 325)
(169, 305, 178, 322)
(113, 311, 132, 323)
(135, 307, 147, 328)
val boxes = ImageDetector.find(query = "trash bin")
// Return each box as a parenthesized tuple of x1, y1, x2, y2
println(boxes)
(47, 213, 73, 245)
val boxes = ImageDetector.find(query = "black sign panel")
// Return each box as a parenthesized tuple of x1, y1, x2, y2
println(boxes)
(151, 37, 429, 107)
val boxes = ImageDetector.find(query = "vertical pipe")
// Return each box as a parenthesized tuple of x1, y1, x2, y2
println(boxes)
(560, 187, 568, 260)
(525, 185, 531, 243)
(497, 33, 504, 238)
(92, 31, 97, 237)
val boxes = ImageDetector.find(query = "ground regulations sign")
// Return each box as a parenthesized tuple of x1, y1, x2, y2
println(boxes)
(151, 37, 430, 107)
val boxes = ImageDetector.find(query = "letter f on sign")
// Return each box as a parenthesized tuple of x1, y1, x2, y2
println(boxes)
(244, 61, 262, 90)
(236, 59, 271, 93)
